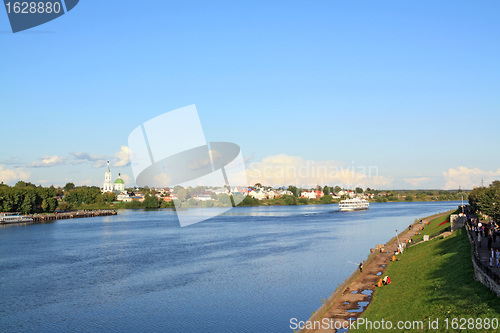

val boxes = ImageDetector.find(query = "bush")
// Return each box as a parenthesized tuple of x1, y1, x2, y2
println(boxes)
(238, 195, 258, 206)
(283, 195, 297, 205)
(321, 195, 333, 204)
(298, 197, 309, 205)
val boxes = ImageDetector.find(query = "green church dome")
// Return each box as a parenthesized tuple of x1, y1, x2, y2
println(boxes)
(114, 178, 125, 184)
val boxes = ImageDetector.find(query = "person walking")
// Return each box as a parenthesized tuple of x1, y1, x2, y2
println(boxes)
(359, 262, 363, 273)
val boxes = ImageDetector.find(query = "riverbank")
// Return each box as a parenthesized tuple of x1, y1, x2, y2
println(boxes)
(297, 210, 454, 333)
(350, 227, 500, 332)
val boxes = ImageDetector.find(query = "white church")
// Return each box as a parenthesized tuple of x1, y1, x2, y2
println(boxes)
(102, 161, 125, 193)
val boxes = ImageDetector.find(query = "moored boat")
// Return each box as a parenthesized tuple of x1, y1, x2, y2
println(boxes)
(0, 212, 34, 224)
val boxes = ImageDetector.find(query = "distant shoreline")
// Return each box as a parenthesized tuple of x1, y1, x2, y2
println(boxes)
(0, 200, 464, 221)
(70, 198, 464, 211)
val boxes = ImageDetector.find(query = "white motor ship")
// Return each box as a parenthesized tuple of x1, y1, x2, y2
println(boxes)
(338, 197, 369, 211)
(0, 212, 34, 224)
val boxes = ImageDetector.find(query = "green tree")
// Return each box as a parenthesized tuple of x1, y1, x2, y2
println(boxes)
(298, 197, 309, 205)
(323, 185, 330, 196)
(126, 200, 143, 209)
(20, 190, 36, 214)
(187, 198, 198, 207)
(321, 195, 333, 204)
(160, 200, 175, 209)
(238, 195, 258, 206)
(176, 188, 188, 201)
(217, 193, 231, 206)
(15, 181, 36, 188)
(143, 194, 161, 208)
(42, 198, 49, 212)
(469, 181, 500, 222)
(288, 185, 299, 197)
(64, 182, 76, 192)
(355, 187, 364, 194)
(416, 192, 426, 200)
(46, 197, 57, 212)
(282, 195, 297, 205)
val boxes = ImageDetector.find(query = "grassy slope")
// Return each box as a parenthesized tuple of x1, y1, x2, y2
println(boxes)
(412, 211, 456, 243)
(351, 229, 500, 332)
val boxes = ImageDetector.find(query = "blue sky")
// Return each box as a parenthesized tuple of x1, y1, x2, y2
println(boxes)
(1, 0, 499, 189)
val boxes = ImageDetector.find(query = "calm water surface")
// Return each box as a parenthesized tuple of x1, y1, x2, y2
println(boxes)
(0, 201, 462, 332)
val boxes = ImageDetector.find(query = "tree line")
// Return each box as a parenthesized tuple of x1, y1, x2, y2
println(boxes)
(468, 181, 500, 222)
(0, 182, 175, 214)
(0, 181, 60, 214)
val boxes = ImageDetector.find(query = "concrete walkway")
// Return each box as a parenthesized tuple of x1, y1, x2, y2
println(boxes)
(301, 211, 451, 333)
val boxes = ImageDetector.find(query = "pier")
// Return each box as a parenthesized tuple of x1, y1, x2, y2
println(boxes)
(30, 210, 117, 223)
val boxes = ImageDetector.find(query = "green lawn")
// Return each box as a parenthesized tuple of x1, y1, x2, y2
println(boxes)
(412, 211, 457, 243)
(350, 229, 500, 333)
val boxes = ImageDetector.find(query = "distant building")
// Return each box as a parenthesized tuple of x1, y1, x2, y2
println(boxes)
(249, 189, 266, 200)
(266, 190, 276, 199)
(194, 194, 213, 201)
(102, 161, 114, 193)
(102, 161, 126, 193)
(117, 192, 132, 202)
(114, 173, 125, 192)
(301, 191, 317, 199)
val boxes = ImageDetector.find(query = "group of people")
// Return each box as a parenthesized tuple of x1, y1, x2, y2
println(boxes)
(377, 275, 391, 287)
(490, 248, 500, 267)
(467, 218, 498, 249)
(467, 217, 500, 268)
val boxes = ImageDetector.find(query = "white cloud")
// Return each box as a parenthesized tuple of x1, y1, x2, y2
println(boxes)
(0, 165, 30, 184)
(70, 152, 104, 161)
(152, 173, 172, 187)
(404, 177, 431, 187)
(114, 146, 130, 167)
(75, 178, 93, 186)
(246, 154, 392, 188)
(121, 173, 131, 185)
(29, 155, 66, 168)
(443, 166, 500, 190)
(93, 160, 107, 168)
(70, 152, 106, 168)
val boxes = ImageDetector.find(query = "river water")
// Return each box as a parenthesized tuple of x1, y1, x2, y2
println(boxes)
(0, 201, 462, 332)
